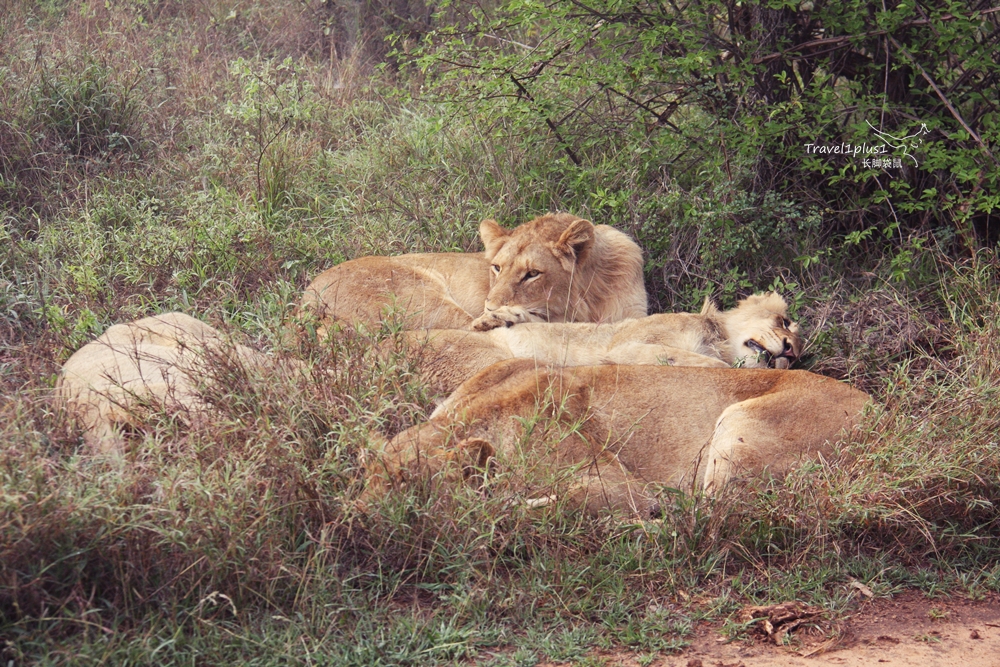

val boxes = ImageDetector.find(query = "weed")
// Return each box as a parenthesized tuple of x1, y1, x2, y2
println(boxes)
(225, 57, 318, 221)
(37, 60, 144, 158)
(928, 608, 949, 621)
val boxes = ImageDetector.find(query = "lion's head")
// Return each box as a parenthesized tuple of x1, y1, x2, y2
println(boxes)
(706, 292, 802, 369)
(472, 213, 646, 330)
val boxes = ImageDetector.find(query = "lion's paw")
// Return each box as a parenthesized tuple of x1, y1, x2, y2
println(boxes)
(470, 306, 533, 331)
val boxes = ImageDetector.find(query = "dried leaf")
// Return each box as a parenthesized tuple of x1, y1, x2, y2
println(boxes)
(849, 580, 874, 598)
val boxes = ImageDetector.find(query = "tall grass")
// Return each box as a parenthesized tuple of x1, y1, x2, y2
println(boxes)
(2, 1, 1000, 664)
(5, 257, 1000, 663)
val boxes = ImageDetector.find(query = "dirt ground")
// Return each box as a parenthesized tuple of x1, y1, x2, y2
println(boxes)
(670, 590, 1000, 667)
(549, 591, 1000, 667)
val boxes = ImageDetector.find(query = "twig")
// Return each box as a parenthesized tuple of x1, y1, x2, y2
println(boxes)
(597, 81, 682, 131)
(482, 33, 533, 51)
(523, 38, 574, 78)
(567, 0, 614, 23)
(752, 7, 1000, 64)
(510, 75, 582, 166)
(522, 20, 605, 79)
(887, 35, 1000, 167)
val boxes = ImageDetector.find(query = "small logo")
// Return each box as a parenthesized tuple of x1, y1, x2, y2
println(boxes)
(866, 121, 930, 167)
(803, 122, 930, 170)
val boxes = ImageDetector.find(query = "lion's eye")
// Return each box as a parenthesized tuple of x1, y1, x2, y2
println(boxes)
(523, 269, 540, 281)
(782, 318, 791, 328)
(491, 264, 501, 274)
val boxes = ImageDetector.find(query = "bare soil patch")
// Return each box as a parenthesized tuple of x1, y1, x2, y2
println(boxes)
(673, 591, 1000, 667)
(548, 592, 1000, 667)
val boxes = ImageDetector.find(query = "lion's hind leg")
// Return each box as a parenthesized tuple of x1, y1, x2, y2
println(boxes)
(701, 382, 867, 493)
(701, 399, 780, 494)
(524, 453, 657, 518)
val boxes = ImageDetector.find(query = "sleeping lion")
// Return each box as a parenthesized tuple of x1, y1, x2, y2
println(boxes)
(57, 292, 798, 454)
(364, 360, 871, 517)
(56, 312, 268, 455)
(406, 292, 802, 395)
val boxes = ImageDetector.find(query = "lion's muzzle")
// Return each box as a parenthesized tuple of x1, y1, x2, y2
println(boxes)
(746, 336, 799, 369)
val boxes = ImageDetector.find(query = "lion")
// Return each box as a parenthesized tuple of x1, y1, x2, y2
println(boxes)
(298, 212, 647, 331)
(61, 293, 800, 453)
(364, 360, 870, 517)
(406, 292, 802, 395)
(57, 312, 268, 455)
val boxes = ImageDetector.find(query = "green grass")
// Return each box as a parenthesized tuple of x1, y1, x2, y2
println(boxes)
(2, 1, 1000, 665)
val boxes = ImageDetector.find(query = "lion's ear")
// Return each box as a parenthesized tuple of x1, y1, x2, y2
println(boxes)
(555, 218, 595, 260)
(739, 291, 789, 313)
(479, 219, 509, 256)
(460, 437, 494, 466)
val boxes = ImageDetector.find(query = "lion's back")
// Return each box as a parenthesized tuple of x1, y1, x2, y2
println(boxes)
(301, 252, 491, 329)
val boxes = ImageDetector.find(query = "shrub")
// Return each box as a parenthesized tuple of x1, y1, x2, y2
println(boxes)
(411, 0, 1000, 298)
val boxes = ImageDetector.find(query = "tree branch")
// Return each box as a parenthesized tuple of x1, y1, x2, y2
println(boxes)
(597, 82, 682, 131)
(510, 75, 582, 166)
(752, 7, 1000, 65)
(887, 34, 1000, 168)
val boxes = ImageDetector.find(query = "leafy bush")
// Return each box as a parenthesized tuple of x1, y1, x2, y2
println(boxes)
(412, 0, 1000, 297)
(3, 1, 1000, 663)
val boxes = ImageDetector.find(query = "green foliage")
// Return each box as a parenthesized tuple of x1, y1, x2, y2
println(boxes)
(37, 60, 144, 158)
(225, 57, 318, 220)
(413, 0, 1000, 298)
(3, 1, 1000, 663)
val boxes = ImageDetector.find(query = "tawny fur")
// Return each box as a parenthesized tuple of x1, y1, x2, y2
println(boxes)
(473, 213, 647, 330)
(407, 292, 802, 395)
(57, 312, 268, 455)
(297, 212, 647, 331)
(365, 361, 870, 517)
(60, 292, 800, 453)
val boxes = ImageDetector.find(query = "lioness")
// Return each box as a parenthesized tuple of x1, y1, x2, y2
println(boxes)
(366, 361, 870, 516)
(299, 212, 647, 331)
(57, 312, 267, 455)
(408, 292, 802, 395)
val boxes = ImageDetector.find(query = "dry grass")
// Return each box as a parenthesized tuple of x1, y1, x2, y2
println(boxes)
(5, 259, 999, 661)
(2, 1, 1000, 663)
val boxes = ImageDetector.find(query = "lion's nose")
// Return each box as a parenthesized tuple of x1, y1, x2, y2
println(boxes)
(782, 339, 795, 356)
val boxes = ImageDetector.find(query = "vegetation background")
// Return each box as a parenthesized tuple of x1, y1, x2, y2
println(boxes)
(1, 0, 999, 663)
